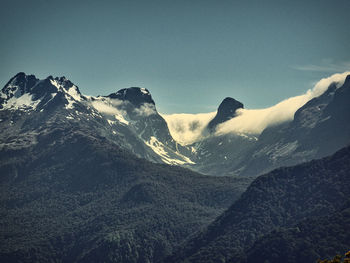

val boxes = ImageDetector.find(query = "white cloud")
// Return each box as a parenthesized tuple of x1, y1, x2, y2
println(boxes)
(293, 61, 350, 73)
(91, 99, 124, 115)
(161, 71, 350, 144)
(134, 103, 157, 117)
(215, 71, 350, 135)
(161, 112, 216, 145)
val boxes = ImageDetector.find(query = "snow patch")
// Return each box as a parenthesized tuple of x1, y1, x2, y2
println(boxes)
(140, 88, 149, 95)
(107, 119, 116, 126)
(50, 79, 61, 90)
(2, 93, 40, 110)
(67, 86, 82, 101)
(115, 114, 129, 125)
(90, 98, 129, 125)
(64, 94, 75, 109)
(145, 136, 195, 165)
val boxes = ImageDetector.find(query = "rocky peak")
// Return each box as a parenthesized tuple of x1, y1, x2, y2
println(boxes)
(1, 72, 39, 99)
(107, 87, 155, 107)
(0, 73, 83, 111)
(207, 97, 244, 132)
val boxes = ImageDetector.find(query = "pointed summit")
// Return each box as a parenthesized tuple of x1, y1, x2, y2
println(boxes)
(108, 87, 155, 107)
(208, 97, 243, 132)
(1, 72, 38, 98)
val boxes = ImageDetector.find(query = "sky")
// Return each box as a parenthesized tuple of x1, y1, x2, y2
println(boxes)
(1, 0, 349, 114)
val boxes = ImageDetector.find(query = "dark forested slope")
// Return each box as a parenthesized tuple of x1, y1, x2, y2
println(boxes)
(0, 126, 250, 263)
(242, 202, 350, 263)
(167, 146, 350, 263)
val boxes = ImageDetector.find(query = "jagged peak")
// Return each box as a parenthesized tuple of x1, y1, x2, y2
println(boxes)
(1, 72, 39, 98)
(0, 73, 84, 111)
(107, 87, 155, 107)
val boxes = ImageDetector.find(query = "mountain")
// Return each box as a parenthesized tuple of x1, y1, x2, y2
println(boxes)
(1, 72, 350, 262)
(0, 73, 193, 166)
(207, 97, 243, 132)
(0, 79, 251, 262)
(1, 72, 350, 179)
(243, 203, 350, 263)
(165, 145, 350, 263)
(104, 87, 193, 164)
(189, 74, 350, 177)
(236, 74, 350, 177)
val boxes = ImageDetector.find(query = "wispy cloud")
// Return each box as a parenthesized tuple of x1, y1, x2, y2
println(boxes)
(134, 103, 157, 116)
(215, 71, 350, 136)
(162, 71, 350, 145)
(292, 61, 350, 73)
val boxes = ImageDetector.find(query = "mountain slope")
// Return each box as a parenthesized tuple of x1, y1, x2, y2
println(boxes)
(239, 75, 350, 177)
(190, 74, 350, 177)
(243, 203, 350, 263)
(0, 73, 194, 166)
(166, 145, 350, 263)
(0, 113, 251, 262)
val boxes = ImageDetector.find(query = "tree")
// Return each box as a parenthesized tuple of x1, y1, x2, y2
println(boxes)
(317, 251, 350, 263)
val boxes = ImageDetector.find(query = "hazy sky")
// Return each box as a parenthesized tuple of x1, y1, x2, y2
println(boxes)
(1, 0, 349, 114)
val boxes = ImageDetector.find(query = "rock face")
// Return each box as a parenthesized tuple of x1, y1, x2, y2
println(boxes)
(108, 87, 155, 107)
(207, 97, 243, 132)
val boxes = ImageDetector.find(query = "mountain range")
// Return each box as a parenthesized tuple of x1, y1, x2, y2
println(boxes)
(0, 72, 349, 262)
(1, 72, 350, 178)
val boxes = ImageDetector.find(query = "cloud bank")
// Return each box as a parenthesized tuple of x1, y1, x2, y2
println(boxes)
(162, 71, 350, 145)
(161, 112, 216, 145)
(216, 71, 350, 135)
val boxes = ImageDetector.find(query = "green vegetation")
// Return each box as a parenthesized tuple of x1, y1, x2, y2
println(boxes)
(0, 127, 251, 262)
(165, 146, 350, 263)
(317, 250, 350, 263)
(242, 203, 350, 263)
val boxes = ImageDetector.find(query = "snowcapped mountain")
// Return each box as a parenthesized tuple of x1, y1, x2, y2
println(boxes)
(0, 73, 193, 166)
(1, 72, 349, 178)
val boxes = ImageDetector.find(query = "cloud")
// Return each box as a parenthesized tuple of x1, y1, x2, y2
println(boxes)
(293, 61, 350, 73)
(215, 71, 350, 136)
(161, 71, 350, 145)
(161, 112, 216, 145)
(134, 103, 157, 117)
(90, 98, 126, 116)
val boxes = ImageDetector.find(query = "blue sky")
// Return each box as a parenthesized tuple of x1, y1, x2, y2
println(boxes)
(1, 0, 349, 113)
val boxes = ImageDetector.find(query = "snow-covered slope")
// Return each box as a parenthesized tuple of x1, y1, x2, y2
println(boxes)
(0, 73, 194, 166)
